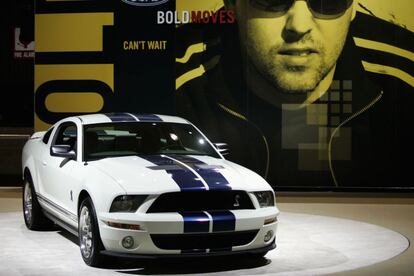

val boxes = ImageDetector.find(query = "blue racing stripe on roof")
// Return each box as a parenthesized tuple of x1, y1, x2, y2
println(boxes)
(140, 155, 206, 191)
(170, 155, 231, 191)
(179, 212, 209, 233)
(105, 113, 136, 122)
(132, 113, 163, 122)
(208, 211, 235, 232)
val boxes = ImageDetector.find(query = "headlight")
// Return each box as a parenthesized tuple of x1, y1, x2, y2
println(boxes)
(253, 191, 275, 208)
(110, 195, 147, 213)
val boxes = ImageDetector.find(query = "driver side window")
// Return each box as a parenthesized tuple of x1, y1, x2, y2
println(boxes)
(52, 123, 78, 155)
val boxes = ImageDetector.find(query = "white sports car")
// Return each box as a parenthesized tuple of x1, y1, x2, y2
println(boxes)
(22, 113, 279, 266)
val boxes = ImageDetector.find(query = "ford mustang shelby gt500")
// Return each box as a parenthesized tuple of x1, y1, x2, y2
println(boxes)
(22, 113, 279, 266)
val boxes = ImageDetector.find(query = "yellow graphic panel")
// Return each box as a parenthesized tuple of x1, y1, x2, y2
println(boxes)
(35, 13, 113, 52)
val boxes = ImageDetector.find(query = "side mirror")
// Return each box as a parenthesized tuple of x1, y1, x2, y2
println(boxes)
(51, 145, 76, 159)
(214, 143, 229, 156)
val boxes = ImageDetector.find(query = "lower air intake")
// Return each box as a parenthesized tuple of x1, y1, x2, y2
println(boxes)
(151, 230, 259, 250)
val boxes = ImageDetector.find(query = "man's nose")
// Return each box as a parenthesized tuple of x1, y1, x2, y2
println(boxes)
(284, 0, 314, 36)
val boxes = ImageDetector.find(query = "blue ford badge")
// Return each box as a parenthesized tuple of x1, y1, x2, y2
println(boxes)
(121, 0, 169, 6)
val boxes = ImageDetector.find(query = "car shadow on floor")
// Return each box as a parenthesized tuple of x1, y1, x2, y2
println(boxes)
(113, 255, 271, 274)
(57, 229, 79, 245)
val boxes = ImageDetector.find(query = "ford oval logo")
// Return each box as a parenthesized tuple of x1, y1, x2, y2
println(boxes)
(121, 0, 169, 6)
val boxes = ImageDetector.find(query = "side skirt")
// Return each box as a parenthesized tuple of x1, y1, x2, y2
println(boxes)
(36, 193, 79, 237)
(43, 210, 79, 237)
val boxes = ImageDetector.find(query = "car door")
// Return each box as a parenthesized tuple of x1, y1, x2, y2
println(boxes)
(39, 121, 79, 225)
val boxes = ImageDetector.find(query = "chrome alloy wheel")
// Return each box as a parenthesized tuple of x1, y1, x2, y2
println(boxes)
(23, 182, 32, 224)
(79, 206, 93, 259)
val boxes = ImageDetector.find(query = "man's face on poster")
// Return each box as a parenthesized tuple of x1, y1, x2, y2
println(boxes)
(232, 0, 355, 93)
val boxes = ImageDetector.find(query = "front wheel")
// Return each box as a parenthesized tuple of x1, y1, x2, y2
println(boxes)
(78, 197, 105, 267)
(22, 178, 54, 230)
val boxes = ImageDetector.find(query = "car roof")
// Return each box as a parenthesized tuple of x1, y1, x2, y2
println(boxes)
(65, 113, 190, 125)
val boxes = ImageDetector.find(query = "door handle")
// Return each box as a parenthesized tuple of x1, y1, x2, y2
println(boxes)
(42, 161, 47, 166)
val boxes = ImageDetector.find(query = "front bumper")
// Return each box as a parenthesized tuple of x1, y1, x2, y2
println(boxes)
(98, 208, 278, 256)
(100, 239, 276, 259)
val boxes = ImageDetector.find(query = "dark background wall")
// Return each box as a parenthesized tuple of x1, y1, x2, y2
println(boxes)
(0, 0, 34, 127)
(0, 0, 34, 185)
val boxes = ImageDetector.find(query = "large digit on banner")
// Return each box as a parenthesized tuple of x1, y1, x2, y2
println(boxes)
(35, 80, 113, 125)
(35, 12, 114, 130)
(35, 64, 114, 130)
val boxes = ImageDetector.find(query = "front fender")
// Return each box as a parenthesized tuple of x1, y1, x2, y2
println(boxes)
(74, 165, 127, 216)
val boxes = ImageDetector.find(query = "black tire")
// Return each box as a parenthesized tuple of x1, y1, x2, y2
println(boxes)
(250, 251, 268, 258)
(78, 197, 105, 267)
(22, 175, 54, 230)
(238, 251, 268, 260)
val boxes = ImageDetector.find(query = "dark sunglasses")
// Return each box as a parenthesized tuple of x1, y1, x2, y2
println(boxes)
(250, 0, 353, 19)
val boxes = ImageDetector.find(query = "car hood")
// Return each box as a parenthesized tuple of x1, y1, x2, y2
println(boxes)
(88, 155, 271, 194)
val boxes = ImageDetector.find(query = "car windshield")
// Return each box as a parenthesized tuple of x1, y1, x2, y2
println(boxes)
(83, 122, 220, 161)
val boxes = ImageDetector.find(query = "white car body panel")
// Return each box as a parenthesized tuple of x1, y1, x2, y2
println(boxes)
(22, 113, 279, 257)
(88, 156, 182, 195)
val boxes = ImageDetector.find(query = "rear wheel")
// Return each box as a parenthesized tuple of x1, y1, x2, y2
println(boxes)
(79, 197, 105, 267)
(22, 177, 54, 230)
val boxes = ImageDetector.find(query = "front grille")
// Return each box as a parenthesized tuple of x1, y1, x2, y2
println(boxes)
(147, 190, 255, 213)
(151, 230, 258, 250)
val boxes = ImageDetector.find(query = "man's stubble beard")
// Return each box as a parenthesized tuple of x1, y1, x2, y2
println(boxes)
(262, 60, 333, 94)
(246, 37, 344, 94)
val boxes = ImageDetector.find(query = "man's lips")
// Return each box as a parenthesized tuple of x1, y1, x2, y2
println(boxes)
(278, 48, 319, 56)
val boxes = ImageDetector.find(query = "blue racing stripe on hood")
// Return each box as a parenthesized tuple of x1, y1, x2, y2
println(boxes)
(105, 113, 137, 122)
(141, 155, 206, 191)
(170, 155, 231, 191)
(179, 212, 209, 233)
(132, 113, 163, 122)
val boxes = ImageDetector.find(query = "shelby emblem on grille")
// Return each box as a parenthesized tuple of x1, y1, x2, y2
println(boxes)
(233, 194, 240, 207)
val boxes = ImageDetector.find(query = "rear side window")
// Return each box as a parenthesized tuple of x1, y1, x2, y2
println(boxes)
(42, 128, 54, 144)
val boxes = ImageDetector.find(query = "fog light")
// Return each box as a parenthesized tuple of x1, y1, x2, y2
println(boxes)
(264, 230, 274, 242)
(122, 236, 134, 249)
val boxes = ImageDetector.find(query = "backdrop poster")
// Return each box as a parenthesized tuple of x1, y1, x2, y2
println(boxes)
(35, 0, 413, 190)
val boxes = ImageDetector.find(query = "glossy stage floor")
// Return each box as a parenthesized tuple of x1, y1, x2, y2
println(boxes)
(1, 188, 413, 275)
